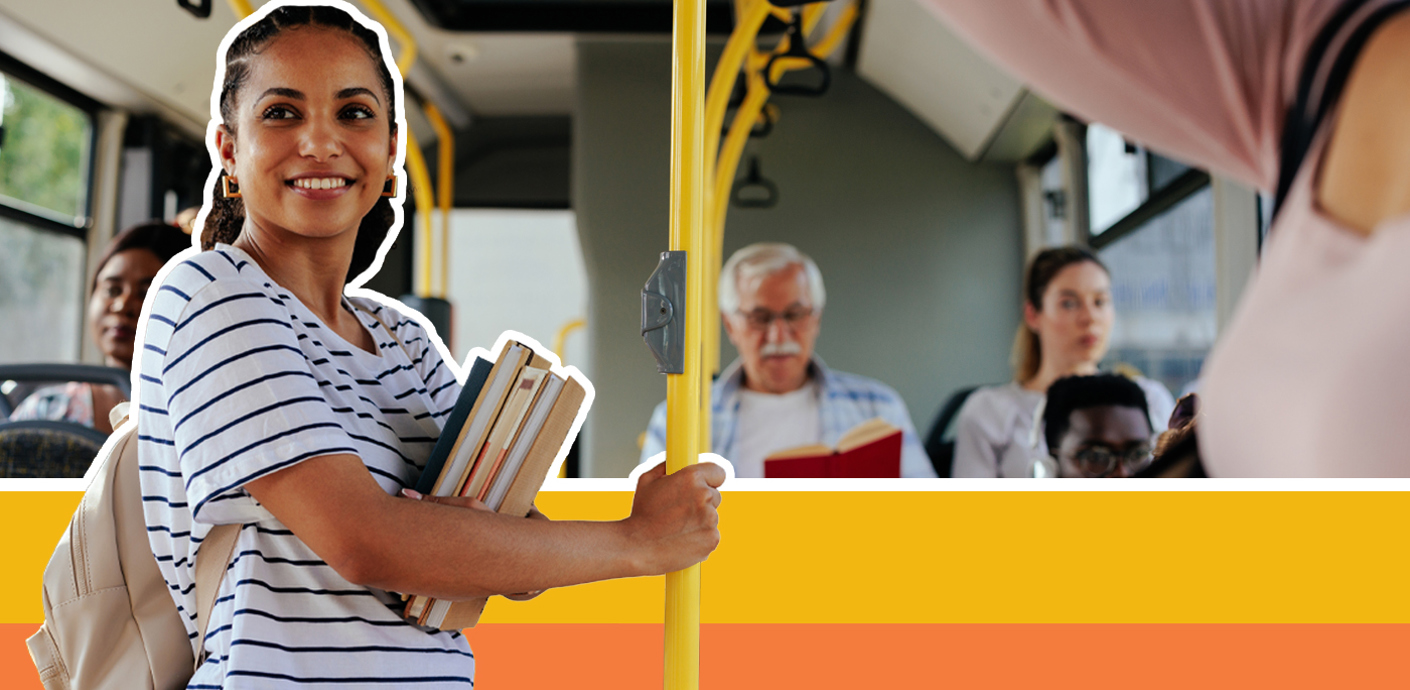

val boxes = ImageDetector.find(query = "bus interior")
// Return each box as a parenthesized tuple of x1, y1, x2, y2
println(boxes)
(0, 0, 1262, 479)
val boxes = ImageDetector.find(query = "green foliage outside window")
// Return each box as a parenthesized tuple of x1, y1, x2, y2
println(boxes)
(0, 74, 91, 220)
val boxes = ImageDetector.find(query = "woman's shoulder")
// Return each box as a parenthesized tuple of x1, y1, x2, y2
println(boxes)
(163, 245, 260, 288)
(960, 382, 1035, 420)
(956, 382, 1039, 438)
(149, 246, 279, 313)
(142, 248, 291, 360)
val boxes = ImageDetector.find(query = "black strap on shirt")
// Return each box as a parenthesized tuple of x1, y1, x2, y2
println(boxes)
(1274, 0, 1410, 221)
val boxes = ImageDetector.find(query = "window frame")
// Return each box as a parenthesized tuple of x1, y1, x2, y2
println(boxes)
(1078, 120, 1212, 251)
(0, 49, 103, 241)
(1088, 166, 1211, 251)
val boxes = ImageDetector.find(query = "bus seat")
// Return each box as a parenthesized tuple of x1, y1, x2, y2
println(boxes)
(0, 420, 108, 478)
(923, 385, 983, 478)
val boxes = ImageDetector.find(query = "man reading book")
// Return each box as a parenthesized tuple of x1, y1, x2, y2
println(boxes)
(640, 242, 934, 478)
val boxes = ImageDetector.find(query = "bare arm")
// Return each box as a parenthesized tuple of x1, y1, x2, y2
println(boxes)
(245, 455, 723, 600)
(1317, 12, 1410, 235)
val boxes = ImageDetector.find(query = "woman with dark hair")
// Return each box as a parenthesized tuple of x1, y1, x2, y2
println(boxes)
(9, 221, 190, 432)
(134, 4, 721, 687)
(951, 247, 1174, 478)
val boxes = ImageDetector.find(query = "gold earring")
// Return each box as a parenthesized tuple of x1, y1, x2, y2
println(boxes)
(222, 175, 242, 199)
(381, 174, 398, 198)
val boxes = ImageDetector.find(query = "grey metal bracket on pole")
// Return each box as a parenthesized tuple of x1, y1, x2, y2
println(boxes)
(641, 251, 686, 374)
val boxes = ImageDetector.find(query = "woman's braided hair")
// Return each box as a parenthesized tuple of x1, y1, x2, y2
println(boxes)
(202, 4, 399, 283)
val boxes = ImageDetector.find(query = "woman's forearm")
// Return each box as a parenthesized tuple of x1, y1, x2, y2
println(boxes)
(245, 453, 722, 600)
(351, 496, 646, 599)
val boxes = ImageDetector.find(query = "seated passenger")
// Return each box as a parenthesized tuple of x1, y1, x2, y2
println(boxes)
(951, 247, 1174, 477)
(10, 221, 190, 432)
(641, 242, 934, 478)
(1040, 374, 1154, 478)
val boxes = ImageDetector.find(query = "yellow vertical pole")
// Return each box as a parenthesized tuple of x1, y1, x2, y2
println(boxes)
(405, 140, 436, 297)
(665, 0, 706, 683)
(424, 103, 455, 298)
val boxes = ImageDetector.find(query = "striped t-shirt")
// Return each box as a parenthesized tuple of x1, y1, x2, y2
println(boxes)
(136, 245, 473, 687)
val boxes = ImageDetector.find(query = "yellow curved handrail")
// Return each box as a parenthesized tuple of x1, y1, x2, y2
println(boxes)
(353, 0, 418, 76)
(353, 0, 440, 300)
(701, 0, 859, 450)
(551, 318, 587, 364)
(811, 1, 859, 59)
(226, 0, 254, 18)
(703, 0, 785, 188)
(424, 103, 455, 299)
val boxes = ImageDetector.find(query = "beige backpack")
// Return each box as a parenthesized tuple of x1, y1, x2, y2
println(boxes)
(26, 403, 240, 690)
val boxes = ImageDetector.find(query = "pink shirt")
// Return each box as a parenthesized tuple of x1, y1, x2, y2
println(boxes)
(922, 0, 1410, 475)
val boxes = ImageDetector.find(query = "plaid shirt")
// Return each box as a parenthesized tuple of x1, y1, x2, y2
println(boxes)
(641, 357, 935, 478)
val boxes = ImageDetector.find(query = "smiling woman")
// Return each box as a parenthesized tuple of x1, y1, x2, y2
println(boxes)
(200, 4, 399, 289)
(131, 3, 722, 688)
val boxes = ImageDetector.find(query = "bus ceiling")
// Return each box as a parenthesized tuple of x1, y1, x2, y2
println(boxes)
(0, 0, 1056, 163)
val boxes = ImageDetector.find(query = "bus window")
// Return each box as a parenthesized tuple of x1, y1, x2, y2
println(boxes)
(1086, 122, 1194, 237)
(0, 66, 95, 364)
(1095, 179, 1215, 398)
(444, 209, 589, 376)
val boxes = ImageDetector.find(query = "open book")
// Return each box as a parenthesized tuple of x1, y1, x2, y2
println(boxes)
(763, 417, 902, 478)
(403, 338, 588, 630)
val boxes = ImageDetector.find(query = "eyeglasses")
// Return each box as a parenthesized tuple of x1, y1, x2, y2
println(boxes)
(1067, 445, 1153, 478)
(735, 307, 814, 331)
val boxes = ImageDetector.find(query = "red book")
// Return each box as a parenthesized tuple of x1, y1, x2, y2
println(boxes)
(764, 418, 903, 478)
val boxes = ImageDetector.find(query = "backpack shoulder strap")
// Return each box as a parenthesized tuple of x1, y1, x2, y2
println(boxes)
(117, 401, 242, 671)
(192, 523, 240, 671)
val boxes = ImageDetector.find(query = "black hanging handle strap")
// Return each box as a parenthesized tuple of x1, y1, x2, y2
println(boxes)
(764, 14, 831, 97)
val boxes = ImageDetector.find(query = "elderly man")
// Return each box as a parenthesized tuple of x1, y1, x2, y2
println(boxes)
(640, 242, 935, 478)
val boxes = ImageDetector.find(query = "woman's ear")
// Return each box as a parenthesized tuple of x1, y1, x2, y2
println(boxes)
(388, 124, 399, 170)
(1023, 301, 1041, 332)
(215, 124, 238, 175)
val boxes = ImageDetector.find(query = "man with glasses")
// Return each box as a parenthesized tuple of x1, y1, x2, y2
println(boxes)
(640, 243, 935, 478)
(1039, 374, 1155, 478)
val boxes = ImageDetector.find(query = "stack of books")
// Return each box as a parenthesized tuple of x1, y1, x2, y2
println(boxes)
(404, 339, 588, 630)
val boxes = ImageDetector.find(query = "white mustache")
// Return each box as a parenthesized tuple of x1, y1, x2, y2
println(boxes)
(760, 340, 803, 357)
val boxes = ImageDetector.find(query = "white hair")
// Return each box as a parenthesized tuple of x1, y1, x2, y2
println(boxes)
(718, 242, 826, 315)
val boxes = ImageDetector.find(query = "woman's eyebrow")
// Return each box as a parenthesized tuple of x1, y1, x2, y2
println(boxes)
(337, 87, 380, 104)
(258, 87, 304, 101)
